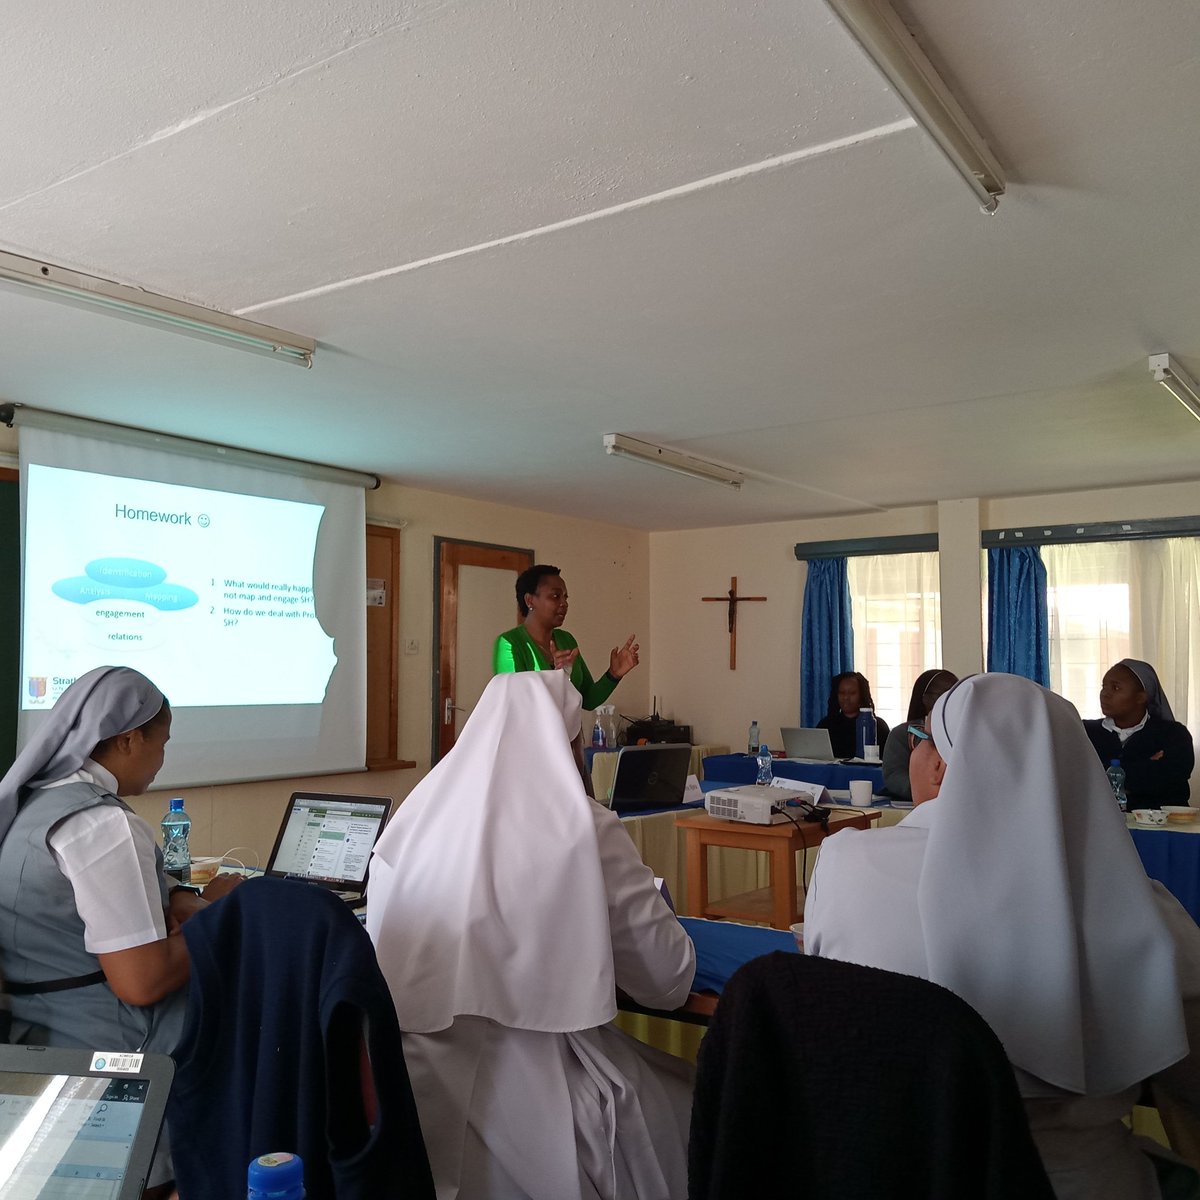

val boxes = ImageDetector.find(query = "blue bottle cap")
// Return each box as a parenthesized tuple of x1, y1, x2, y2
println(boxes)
(169, 797, 185, 811)
(247, 1151, 304, 1198)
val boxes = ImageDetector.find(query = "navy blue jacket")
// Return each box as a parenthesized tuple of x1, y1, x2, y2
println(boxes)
(169, 878, 434, 1200)
(1083, 718, 1195, 807)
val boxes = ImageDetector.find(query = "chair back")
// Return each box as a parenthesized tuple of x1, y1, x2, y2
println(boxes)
(168, 877, 434, 1200)
(689, 952, 1055, 1199)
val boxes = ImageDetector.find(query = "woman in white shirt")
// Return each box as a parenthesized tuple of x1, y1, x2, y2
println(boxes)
(366, 670, 697, 1200)
(806, 672, 1200, 1200)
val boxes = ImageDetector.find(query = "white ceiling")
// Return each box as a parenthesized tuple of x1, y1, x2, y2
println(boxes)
(3, 0, 1199, 529)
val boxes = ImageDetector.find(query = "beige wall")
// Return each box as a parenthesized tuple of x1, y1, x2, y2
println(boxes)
(4, 419, 651, 858)
(648, 479, 1200, 752)
(5, 410, 1198, 855)
(129, 481, 650, 857)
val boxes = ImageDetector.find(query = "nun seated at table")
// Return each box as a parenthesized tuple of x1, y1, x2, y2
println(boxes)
(1083, 658, 1195, 808)
(805, 673, 1200, 1200)
(366, 671, 696, 1200)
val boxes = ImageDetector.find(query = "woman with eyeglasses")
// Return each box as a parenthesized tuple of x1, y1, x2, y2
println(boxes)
(816, 671, 890, 759)
(880, 669, 957, 800)
(806, 673, 1200, 1199)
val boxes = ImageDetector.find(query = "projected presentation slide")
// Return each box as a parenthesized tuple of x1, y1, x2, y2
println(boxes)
(22, 464, 337, 709)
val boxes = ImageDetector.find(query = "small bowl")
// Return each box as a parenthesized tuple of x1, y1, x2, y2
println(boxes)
(1162, 807, 1197, 824)
(187, 856, 222, 887)
(1132, 809, 1167, 827)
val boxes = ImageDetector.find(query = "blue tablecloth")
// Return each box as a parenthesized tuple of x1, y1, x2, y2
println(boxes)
(681, 916, 797, 993)
(702, 753, 884, 791)
(1131, 827, 1200, 923)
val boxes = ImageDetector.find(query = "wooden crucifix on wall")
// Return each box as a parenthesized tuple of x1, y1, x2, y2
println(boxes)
(701, 576, 767, 670)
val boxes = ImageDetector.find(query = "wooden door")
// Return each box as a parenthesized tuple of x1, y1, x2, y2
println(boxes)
(365, 524, 405, 768)
(433, 539, 533, 762)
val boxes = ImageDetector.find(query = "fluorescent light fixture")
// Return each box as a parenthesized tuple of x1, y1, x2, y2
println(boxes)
(603, 433, 744, 490)
(825, 0, 1005, 213)
(1149, 353, 1200, 423)
(0, 249, 315, 367)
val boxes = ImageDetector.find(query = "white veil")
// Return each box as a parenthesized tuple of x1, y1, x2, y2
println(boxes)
(919, 672, 1187, 1095)
(366, 671, 617, 1034)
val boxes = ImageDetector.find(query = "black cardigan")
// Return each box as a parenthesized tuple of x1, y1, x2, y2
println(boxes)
(1082, 717, 1195, 807)
(689, 952, 1055, 1200)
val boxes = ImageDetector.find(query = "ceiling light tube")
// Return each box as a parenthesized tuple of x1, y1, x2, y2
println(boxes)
(1149, 353, 1200, 423)
(0, 249, 315, 367)
(603, 433, 744, 489)
(824, 0, 1005, 213)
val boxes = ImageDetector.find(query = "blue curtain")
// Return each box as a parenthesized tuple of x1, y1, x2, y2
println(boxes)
(987, 546, 1050, 686)
(801, 558, 854, 727)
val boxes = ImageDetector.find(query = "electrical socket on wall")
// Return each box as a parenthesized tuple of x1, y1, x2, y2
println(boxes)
(404, 638, 419, 655)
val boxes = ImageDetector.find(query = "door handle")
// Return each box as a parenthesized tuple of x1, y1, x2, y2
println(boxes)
(444, 697, 470, 725)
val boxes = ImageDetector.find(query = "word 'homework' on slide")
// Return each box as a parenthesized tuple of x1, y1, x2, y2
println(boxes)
(22, 464, 335, 709)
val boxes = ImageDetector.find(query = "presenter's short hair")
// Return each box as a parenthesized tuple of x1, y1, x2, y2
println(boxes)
(516, 564, 562, 617)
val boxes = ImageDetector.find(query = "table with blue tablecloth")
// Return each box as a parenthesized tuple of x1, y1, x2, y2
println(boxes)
(1130, 822, 1200, 923)
(702, 753, 884, 791)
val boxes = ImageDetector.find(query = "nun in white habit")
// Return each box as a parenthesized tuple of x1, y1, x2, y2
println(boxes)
(806, 672, 1200, 1200)
(366, 670, 696, 1200)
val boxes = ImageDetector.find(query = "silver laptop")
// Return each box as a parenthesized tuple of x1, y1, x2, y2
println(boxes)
(264, 791, 392, 907)
(780, 727, 836, 761)
(607, 744, 692, 814)
(0, 1044, 174, 1200)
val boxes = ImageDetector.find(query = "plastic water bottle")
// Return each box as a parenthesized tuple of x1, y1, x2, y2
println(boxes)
(591, 720, 606, 750)
(247, 1151, 305, 1199)
(161, 797, 191, 882)
(1106, 759, 1128, 812)
(756, 743, 773, 786)
(747, 720, 759, 756)
(855, 708, 878, 758)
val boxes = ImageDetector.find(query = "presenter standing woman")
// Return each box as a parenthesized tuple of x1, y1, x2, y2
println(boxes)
(0, 666, 236, 1198)
(494, 564, 639, 708)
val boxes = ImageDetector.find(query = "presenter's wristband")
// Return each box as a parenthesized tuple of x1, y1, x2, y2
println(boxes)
(169, 884, 203, 898)
(603, 669, 620, 684)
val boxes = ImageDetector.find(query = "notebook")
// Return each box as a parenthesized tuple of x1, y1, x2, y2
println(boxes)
(780, 727, 836, 761)
(0, 1044, 174, 1200)
(264, 791, 392, 907)
(608, 744, 692, 814)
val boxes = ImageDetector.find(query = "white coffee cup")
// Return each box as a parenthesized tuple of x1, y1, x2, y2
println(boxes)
(864, 744, 880, 761)
(849, 779, 874, 807)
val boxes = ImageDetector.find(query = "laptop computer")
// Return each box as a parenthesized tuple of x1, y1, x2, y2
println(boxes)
(264, 791, 392, 907)
(608, 744, 692, 814)
(0, 1043, 174, 1200)
(780, 727, 837, 761)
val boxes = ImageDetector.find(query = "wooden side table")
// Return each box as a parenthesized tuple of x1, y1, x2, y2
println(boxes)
(674, 809, 879, 929)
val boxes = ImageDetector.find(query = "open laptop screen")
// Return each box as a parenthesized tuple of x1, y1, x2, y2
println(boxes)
(610, 744, 692, 814)
(265, 792, 392, 892)
(0, 1046, 173, 1200)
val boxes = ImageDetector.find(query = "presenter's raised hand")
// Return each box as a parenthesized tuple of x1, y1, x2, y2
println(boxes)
(610, 635, 640, 679)
(551, 645, 580, 673)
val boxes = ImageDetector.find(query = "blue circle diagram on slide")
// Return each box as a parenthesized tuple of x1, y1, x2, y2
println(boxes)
(51, 558, 198, 611)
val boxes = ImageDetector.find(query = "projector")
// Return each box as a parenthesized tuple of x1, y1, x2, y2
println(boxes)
(705, 784, 811, 825)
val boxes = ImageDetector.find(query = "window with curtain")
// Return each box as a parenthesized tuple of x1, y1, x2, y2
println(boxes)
(1042, 538, 1200, 735)
(846, 552, 942, 727)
